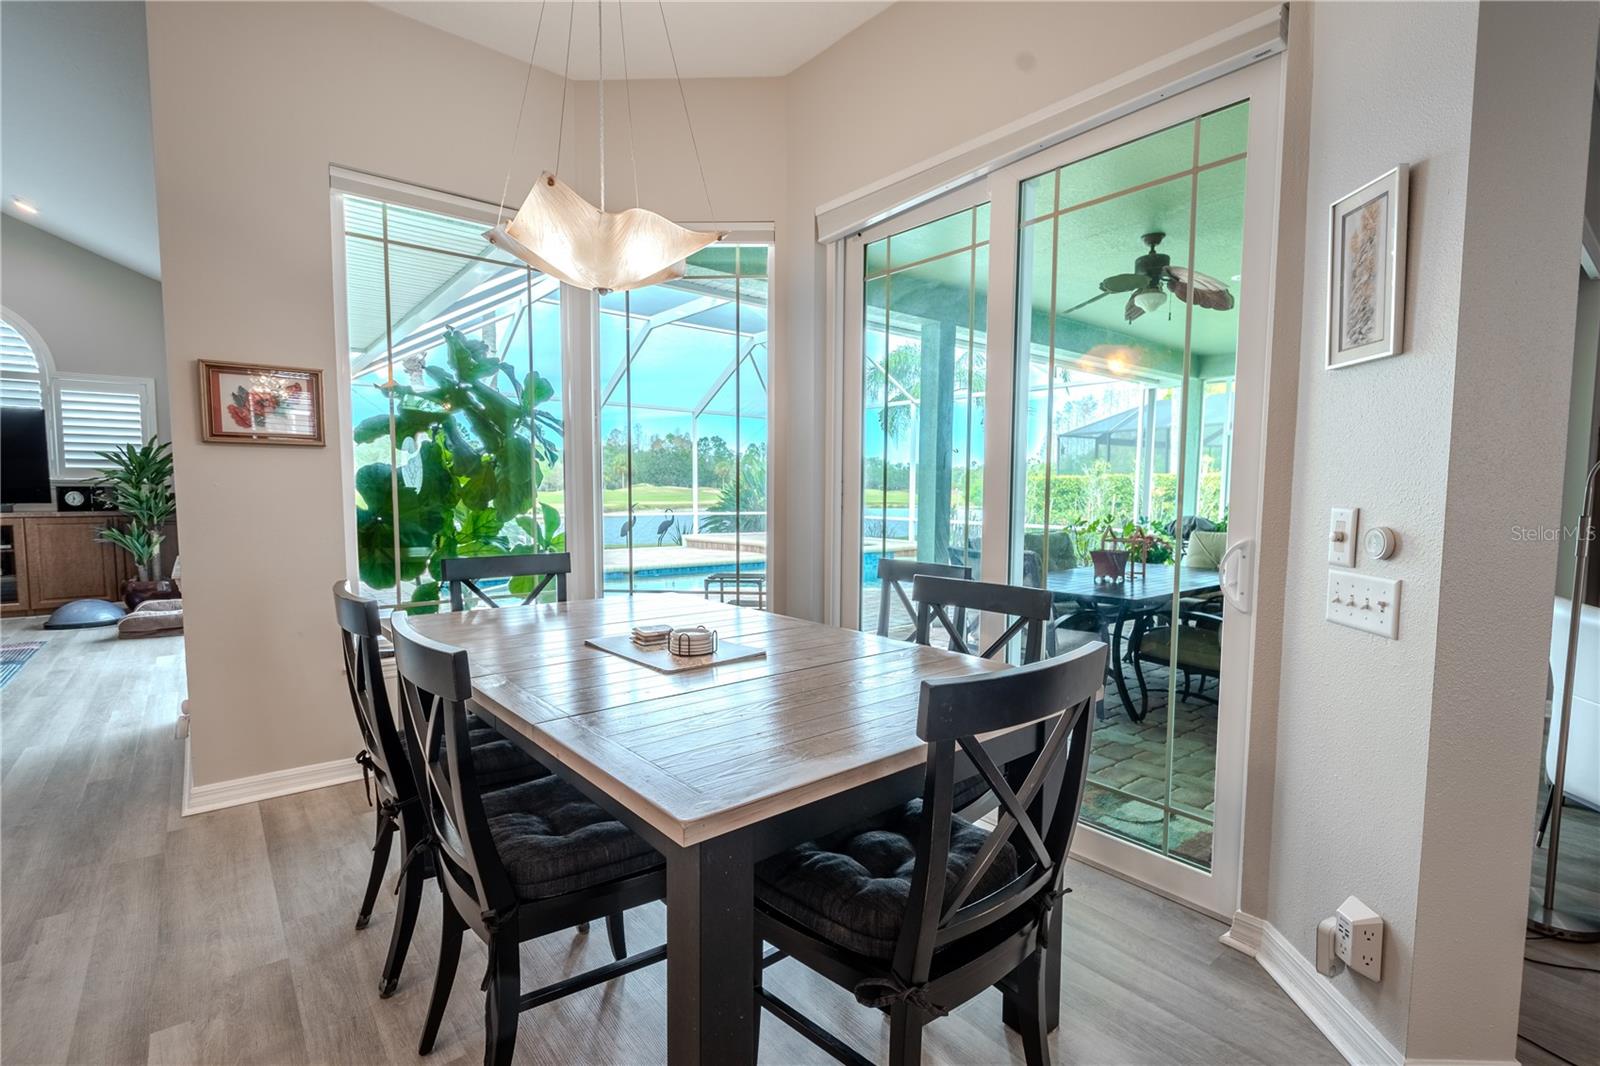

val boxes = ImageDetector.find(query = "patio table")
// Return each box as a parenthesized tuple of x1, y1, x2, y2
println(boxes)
(1046, 566, 1223, 717)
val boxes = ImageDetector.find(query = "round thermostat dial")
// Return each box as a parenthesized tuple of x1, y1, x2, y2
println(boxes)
(63, 490, 86, 508)
(1364, 526, 1397, 560)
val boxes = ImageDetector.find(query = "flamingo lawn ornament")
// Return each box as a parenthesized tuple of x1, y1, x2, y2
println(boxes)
(656, 508, 678, 547)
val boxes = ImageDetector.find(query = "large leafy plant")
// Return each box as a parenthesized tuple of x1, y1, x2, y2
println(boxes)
(353, 327, 563, 612)
(95, 436, 176, 581)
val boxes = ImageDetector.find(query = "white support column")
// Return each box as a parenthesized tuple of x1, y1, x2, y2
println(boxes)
(560, 285, 601, 600)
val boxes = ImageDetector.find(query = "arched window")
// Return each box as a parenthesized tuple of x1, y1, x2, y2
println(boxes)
(0, 307, 155, 478)
(0, 312, 49, 410)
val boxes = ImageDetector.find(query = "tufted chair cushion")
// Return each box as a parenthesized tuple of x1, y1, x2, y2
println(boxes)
(482, 776, 663, 900)
(754, 799, 1018, 958)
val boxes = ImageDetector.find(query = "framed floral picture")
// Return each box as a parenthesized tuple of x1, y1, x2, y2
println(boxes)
(198, 360, 325, 445)
(1327, 165, 1409, 369)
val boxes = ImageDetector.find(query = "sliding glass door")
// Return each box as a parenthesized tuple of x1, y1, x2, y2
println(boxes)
(857, 203, 989, 636)
(840, 60, 1280, 914)
(1012, 102, 1248, 874)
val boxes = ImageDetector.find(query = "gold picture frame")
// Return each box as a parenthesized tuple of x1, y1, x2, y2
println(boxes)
(197, 360, 325, 446)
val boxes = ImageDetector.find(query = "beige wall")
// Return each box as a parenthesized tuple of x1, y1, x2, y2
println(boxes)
(1, 213, 171, 441)
(1266, 2, 1477, 1047)
(1264, 1, 1597, 1057)
(145, 1, 787, 786)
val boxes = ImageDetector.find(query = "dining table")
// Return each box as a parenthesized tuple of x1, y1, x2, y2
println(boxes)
(1046, 565, 1223, 717)
(403, 591, 1071, 1065)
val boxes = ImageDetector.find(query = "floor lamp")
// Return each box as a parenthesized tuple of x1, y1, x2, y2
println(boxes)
(1529, 458, 1600, 941)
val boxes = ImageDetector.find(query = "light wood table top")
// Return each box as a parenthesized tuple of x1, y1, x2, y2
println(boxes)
(405, 592, 1006, 848)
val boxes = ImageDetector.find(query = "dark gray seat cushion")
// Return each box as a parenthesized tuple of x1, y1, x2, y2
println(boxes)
(465, 714, 550, 788)
(482, 777, 663, 900)
(755, 799, 1018, 958)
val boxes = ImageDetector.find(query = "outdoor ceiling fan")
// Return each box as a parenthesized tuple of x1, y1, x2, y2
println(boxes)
(1064, 231, 1236, 324)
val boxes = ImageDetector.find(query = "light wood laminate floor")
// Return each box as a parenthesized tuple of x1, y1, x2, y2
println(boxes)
(0, 617, 1348, 1065)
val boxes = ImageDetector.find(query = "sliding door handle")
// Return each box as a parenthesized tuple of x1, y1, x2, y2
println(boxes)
(1220, 539, 1252, 615)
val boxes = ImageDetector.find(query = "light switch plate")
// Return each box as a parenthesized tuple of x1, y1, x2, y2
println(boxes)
(1327, 571, 1401, 639)
(1328, 507, 1359, 567)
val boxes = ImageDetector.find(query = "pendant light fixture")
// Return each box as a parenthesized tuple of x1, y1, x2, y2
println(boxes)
(486, 1, 724, 294)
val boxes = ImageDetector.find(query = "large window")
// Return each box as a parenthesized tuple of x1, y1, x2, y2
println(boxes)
(341, 195, 564, 612)
(599, 246, 770, 595)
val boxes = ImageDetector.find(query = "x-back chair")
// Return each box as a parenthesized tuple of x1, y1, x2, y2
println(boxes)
(441, 552, 569, 611)
(753, 643, 1106, 1066)
(332, 581, 612, 998)
(389, 614, 667, 1066)
(874, 557, 971, 641)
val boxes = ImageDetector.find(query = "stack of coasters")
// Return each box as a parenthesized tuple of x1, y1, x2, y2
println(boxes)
(667, 626, 717, 657)
(631, 623, 672, 649)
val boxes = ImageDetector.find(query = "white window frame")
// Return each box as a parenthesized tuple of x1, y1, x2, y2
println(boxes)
(328, 166, 776, 606)
(50, 372, 158, 480)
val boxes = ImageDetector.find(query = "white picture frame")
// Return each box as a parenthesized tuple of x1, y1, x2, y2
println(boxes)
(1327, 164, 1409, 369)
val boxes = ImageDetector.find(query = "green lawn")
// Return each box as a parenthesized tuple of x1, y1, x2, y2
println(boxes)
(603, 484, 699, 509)
(862, 490, 911, 508)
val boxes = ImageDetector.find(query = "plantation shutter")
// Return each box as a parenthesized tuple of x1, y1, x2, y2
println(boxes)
(53, 376, 155, 475)
(0, 320, 44, 409)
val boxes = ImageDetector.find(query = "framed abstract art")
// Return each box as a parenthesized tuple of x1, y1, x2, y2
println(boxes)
(198, 360, 325, 445)
(1327, 165, 1409, 369)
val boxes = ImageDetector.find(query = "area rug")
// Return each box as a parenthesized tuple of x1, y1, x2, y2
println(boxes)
(0, 641, 46, 689)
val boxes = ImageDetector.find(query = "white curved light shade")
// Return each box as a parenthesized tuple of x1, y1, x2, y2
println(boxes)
(1133, 287, 1168, 314)
(485, 172, 724, 294)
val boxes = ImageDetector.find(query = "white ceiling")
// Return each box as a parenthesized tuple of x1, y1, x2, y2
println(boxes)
(377, 1, 890, 80)
(0, 2, 889, 282)
(1, 1, 161, 279)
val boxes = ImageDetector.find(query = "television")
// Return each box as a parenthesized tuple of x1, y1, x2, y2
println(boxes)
(1, 408, 52, 505)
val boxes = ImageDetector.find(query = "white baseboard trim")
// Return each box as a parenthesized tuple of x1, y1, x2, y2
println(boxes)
(1220, 909, 1265, 956)
(181, 740, 362, 816)
(1402, 1061, 1517, 1066)
(1254, 918, 1402, 1066)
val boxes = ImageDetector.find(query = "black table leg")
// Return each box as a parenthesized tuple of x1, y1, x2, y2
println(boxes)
(666, 830, 757, 1066)
(1097, 606, 1137, 717)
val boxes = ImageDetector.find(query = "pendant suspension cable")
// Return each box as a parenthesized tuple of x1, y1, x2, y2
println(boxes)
(657, 0, 714, 219)
(618, 0, 640, 208)
(553, 0, 577, 178)
(597, 0, 605, 211)
(496, 0, 550, 226)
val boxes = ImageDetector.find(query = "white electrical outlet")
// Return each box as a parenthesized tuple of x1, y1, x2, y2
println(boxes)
(1334, 896, 1383, 981)
(1326, 571, 1401, 639)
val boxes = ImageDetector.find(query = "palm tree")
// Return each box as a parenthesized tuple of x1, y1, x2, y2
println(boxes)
(864, 344, 921, 440)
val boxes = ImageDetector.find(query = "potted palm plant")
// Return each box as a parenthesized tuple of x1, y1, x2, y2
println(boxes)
(94, 436, 177, 607)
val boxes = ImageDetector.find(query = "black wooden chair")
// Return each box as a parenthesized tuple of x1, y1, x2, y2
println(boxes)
(911, 574, 1051, 665)
(753, 642, 1106, 1066)
(333, 581, 558, 997)
(388, 614, 667, 1066)
(441, 552, 570, 611)
(875, 558, 970, 640)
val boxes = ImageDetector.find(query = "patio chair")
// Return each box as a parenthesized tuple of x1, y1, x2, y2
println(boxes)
(1128, 601, 1223, 720)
